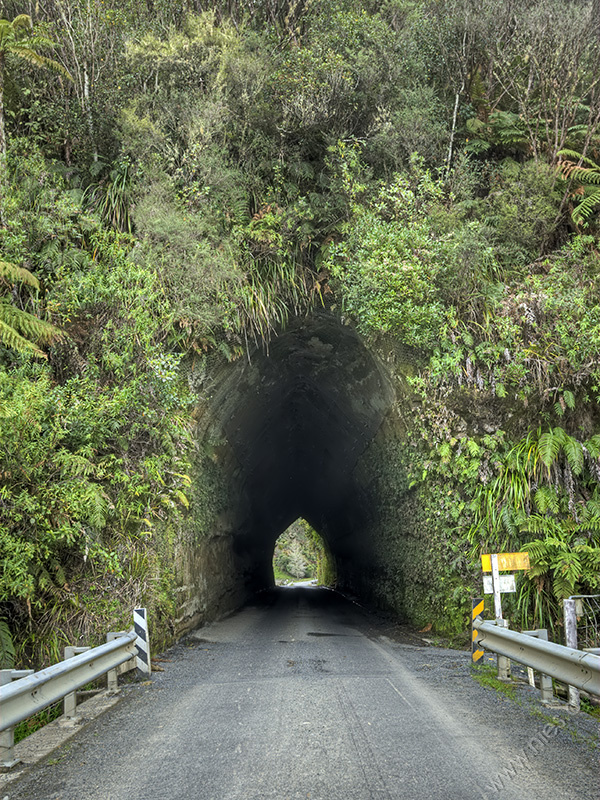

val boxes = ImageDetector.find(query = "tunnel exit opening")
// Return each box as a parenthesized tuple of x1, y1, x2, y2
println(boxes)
(272, 518, 336, 587)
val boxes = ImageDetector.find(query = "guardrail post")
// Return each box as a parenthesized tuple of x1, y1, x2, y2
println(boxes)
(523, 629, 553, 704)
(63, 646, 91, 718)
(537, 631, 554, 704)
(0, 669, 34, 770)
(563, 598, 580, 712)
(106, 632, 128, 691)
(496, 619, 511, 681)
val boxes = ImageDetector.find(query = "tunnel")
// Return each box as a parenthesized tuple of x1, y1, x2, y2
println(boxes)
(202, 310, 397, 599)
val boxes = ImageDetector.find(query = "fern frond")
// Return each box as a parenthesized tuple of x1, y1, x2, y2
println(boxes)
(538, 428, 561, 469)
(563, 390, 575, 410)
(551, 551, 581, 599)
(54, 449, 96, 478)
(0, 260, 39, 288)
(9, 46, 72, 80)
(533, 485, 559, 515)
(0, 302, 60, 344)
(0, 317, 44, 356)
(10, 14, 33, 32)
(572, 188, 600, 224)
(563, 433, 584, 475)
(81, 483, 108, 530)
(586, 435, 600, 459)
(567, 167, 600, 185)
(557, 150, 600, 170)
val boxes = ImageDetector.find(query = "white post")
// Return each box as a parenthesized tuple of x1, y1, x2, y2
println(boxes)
(491, 555, 511, 680)
(491, 553, 503, 620)
(563, 598, 580, 711)
(133, 608, 151, 675)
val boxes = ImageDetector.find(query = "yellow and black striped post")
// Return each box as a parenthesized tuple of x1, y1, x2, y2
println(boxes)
(471, 597, 484, 665)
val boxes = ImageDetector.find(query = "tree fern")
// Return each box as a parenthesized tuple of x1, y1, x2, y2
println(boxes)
(0, 260, 39, 288)
(0, 259, 61, 357)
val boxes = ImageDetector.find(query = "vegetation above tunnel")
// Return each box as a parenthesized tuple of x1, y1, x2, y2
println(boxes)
(0, 0, 599, 666)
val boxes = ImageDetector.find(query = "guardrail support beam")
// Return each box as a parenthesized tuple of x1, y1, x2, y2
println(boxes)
(106, 632, 129, 691)
(563, 598, 580, 711)
(63, 647, 91, 718)
(523, 629, 553, 704)
(0, 670, 34, 771)
(495, 619, 511, 681)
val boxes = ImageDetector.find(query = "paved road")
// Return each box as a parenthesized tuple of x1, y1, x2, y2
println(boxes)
(8, 588, 599, 800)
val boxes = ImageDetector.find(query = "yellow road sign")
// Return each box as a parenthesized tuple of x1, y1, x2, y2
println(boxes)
(481, 552, 530, 572)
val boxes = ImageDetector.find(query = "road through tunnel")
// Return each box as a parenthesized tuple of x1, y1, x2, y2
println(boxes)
(204, 312, 397, 600)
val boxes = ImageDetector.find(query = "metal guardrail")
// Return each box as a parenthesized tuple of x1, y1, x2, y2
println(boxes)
(474, 618, 600, 697)
(0, 631, 137, 734)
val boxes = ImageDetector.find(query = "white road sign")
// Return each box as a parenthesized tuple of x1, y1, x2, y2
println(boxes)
(483, 574, 516, 595)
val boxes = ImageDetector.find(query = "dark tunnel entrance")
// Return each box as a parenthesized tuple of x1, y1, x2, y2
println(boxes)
(207, 311, 395, 596)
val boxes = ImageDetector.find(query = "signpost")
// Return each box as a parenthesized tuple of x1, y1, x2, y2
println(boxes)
(480, 552, 530, 680)
(481, 551, 530, 620)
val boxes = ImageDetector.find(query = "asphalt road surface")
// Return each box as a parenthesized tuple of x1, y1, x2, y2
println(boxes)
(7, 587, 599, 800)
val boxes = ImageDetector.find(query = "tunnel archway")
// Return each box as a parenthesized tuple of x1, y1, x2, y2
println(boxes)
(205, 311, 396, 596)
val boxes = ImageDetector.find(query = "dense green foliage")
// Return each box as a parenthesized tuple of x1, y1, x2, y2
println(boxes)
(273, 519, 318, 582)
(0, 0, 599, 658)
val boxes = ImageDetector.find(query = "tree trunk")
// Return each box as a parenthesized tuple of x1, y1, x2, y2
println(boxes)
(0, 53, 6, 160)
(83, 62, 98, 161)
(0, 53, 6, 226)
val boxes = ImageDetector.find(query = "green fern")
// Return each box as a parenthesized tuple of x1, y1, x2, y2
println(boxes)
(552, 550, 581, 598)
(557, 149, 600, 225)
(533, 486, 559, 515)
(470, 425, 600, 630)
(563, 390, 575, 409)
(586, 434, 600, 459)
(80, 483, 109, 530)
(0, 260, 39, 288)
(0, 259, 61, 357)
(563, 433, 584, 475)
(54, 449, 97, 478)
(538, 427, 563, 470)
